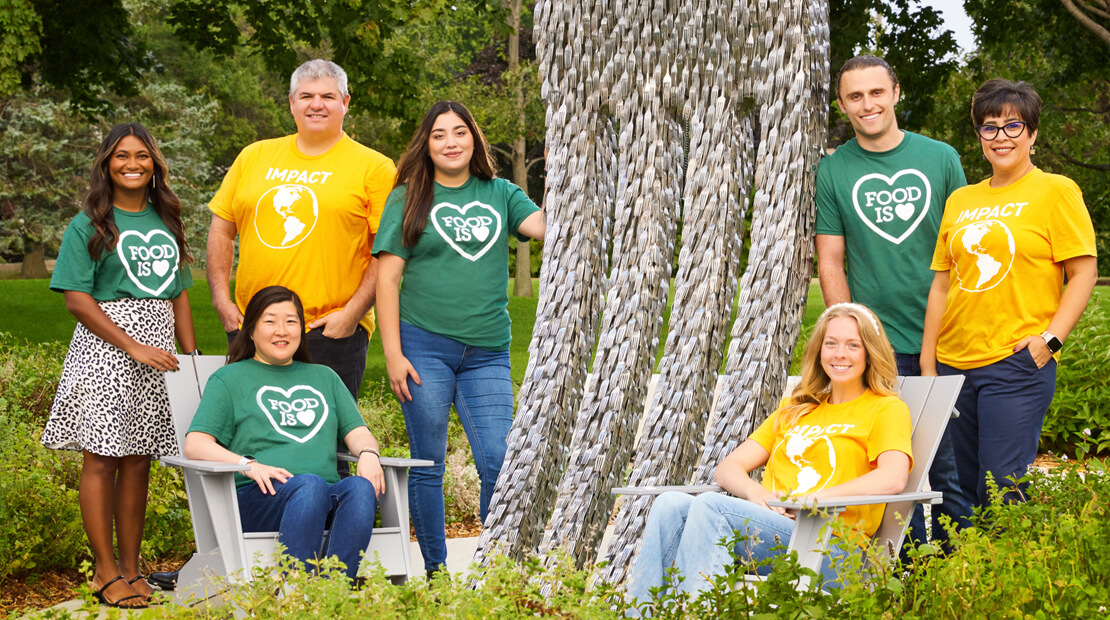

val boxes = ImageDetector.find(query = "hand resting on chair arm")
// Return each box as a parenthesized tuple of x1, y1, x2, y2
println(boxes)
(183, 431, 292, 495)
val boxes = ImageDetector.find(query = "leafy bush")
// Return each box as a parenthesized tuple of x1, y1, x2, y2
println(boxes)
(1041, 291, 1110, 458)
(632, 462, 1110, 618)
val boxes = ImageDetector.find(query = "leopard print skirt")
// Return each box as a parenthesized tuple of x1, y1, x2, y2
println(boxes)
(41, 297, 180, 457)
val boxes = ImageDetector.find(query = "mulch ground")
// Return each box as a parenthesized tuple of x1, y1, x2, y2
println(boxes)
(0, 516, 484, 617)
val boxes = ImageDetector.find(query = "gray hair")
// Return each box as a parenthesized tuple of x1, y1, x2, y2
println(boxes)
(289, 59, 349, 98)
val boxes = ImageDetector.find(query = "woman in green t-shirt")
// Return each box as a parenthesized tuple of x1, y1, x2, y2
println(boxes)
(184, 286, 385, 582)
(41, 123, 198, 609)
(374, 101, 545, 574)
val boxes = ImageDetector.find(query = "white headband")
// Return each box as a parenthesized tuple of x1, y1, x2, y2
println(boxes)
(821, 302, 881, 332)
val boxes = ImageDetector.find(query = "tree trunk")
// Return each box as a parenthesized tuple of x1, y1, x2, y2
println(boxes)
(20, 241, 49, 279)
(508, 0, 534, 297)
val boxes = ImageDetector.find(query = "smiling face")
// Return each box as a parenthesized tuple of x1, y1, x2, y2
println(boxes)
(289, 77, 349, 139)
(837, 66, 901, 150)
(428, 111, 475, 185)
(108, 135, 154, 201)
(978, 107, 1037, 181)
(820, 316, 868, 392)
(251, 301, 302, 366)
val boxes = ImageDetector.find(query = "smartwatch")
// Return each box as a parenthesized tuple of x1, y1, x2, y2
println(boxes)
(1041, 332, 1062, 354)
(238, 455, 256, 466)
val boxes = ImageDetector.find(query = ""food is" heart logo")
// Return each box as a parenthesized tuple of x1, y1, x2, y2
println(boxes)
(116, 230, 180, 296)
(255, 385, 330, 444)
(430, 201, 502, 262)
(851, 169, 932, 244)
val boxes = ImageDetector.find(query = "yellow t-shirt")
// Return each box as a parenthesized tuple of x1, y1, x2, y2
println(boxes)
(749, 390, 913, 539)
(210, 134, 396, 335)
(930, 168, 1097, 369)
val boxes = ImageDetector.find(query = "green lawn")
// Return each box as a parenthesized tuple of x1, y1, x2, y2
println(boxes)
(2, 277, 1105, 394)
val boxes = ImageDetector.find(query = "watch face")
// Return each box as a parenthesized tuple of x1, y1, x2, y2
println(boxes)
(1045, 336, 1063, 353)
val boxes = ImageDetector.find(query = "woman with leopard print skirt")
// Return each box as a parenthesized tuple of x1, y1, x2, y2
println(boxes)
(41, 123, 198, 609)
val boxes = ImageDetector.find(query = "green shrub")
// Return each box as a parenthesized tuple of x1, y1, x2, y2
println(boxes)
(1041, 291, 1110, 458)
(0, 334, 65, 426)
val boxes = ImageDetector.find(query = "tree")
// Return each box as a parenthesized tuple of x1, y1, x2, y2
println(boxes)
(924, 0, 1110, 273)
(166, 0, 498, 119)
(1059, 0, 1110, 49)
(2, 0, 149, 114)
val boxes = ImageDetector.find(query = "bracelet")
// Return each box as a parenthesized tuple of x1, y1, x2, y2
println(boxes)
(359, 448, 380, 459)
(187, 349, 203, 356)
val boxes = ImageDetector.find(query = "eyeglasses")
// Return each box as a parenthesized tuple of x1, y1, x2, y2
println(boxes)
(976, 121, 1028, 140)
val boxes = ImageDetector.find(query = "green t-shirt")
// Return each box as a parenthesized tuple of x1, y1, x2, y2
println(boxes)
(372, 176, 540, 351)
(187, 360, 367, 488)
(50, 206, 194, 300)
(815, 132, 966, 354)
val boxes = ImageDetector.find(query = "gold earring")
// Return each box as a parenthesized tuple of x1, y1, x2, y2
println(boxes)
(1030, 145, 1036, 156)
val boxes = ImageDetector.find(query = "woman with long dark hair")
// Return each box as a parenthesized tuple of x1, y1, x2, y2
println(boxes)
(184, 286, 384, 582)
(374, 100, 545, 574)
(43, 122, 197, 608)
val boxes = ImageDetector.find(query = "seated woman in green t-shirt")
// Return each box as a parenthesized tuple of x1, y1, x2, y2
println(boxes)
(184, 286, 385, 581)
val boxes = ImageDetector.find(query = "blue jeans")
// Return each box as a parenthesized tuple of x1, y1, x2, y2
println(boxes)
(939, 349, 1056, 523)
(237, 474, 377, 581)
(627, 492, 850, 604)
(399, 322, 514, 571)
(896, 354, 971, 555)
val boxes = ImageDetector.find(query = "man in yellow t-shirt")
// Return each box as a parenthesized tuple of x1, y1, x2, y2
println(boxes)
(206, 59, 396, 399)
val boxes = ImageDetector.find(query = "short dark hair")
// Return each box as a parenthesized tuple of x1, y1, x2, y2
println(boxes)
(227, 286, 313, 365)
(971, 78, 1042, 131)
(836, 55, 899, 99)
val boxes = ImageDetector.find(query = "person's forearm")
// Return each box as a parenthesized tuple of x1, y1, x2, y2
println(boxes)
(65, 291, 139, 353)
(818, 265, 851, 307)
(813, 459, 909, 497)
(342, 256, 378, 321)
(375, 257, 404, 360)
(206, 226, 235, 308)
(183, 433, 241, 462)
(172, 291, 197, 352)
(343, 426, 380, 456)
(1046, 256, 1098, 342)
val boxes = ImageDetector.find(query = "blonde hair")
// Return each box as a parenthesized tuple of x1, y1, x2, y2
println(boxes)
(775, 303, 899, 430)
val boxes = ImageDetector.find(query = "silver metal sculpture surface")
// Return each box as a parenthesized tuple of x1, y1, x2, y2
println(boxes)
(473, 0, 830, 583)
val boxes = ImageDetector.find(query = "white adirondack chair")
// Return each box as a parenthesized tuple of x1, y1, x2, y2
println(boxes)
(614, 374, 965, 585)
(160, 354, 432, 599)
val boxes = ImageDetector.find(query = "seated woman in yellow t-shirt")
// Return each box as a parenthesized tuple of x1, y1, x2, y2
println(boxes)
(627, 303, 913, 602)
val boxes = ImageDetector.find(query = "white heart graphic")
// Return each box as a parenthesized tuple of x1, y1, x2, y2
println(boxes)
(296, 409, 316, 426)
(116, 230, 179, 296)
(256, 385, 330, 444)
(895, 203, 915, 221)
(152, 259, 170, 277)
(851, 169, 932, 245)
(430, 201, 502, 262)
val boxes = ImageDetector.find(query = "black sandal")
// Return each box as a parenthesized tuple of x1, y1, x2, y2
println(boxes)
(94, 575, 149, 609)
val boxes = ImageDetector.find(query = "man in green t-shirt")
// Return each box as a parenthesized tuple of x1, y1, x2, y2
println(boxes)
(814, 55, 970, 552)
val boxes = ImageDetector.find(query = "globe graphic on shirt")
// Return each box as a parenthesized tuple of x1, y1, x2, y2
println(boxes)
(253, 184, 319, 249)
(949, 220, 1015, 292)
(778, 434, 837, 495)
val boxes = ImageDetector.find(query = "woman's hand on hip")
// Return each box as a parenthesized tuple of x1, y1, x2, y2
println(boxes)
(244, 463, 293, 495)
(357, 453, 385, 497)
(385, 354, 421, 402)
(1013, 335, 1052, 369)
(126, 343, 180, 372)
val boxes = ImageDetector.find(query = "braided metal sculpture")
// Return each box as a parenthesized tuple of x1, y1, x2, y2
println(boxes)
(473, 0, 830, 584)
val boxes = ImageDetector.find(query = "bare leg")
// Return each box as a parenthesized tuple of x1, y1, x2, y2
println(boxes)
(80, 451, 144, 607)
(116, 455, 154, 598)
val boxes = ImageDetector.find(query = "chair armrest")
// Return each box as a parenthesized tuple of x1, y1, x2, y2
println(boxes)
(161, 455, 251, 473)
(611, 484, 724, 496)
(767, 490, 943, 510)
(337, 453, 435, 468)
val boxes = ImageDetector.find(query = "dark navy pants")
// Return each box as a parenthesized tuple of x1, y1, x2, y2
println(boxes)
(938, 349, 1056, 527)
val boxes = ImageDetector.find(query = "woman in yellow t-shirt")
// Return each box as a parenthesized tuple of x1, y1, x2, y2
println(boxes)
(627, 303, 913, 603)
(921, 79, 1097, 517)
